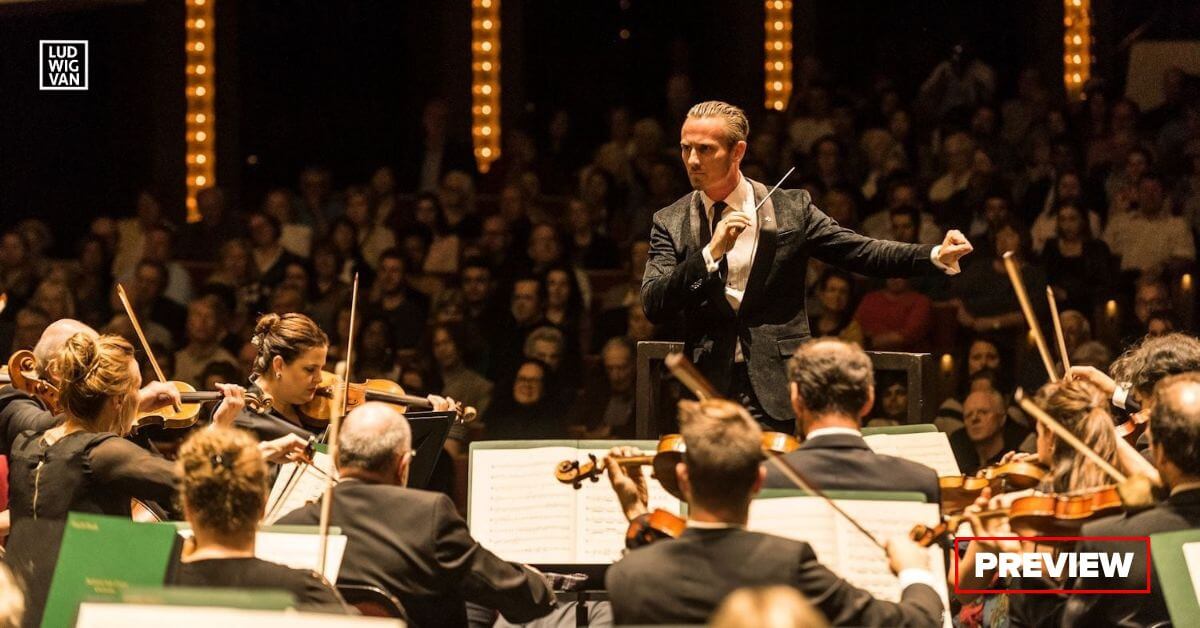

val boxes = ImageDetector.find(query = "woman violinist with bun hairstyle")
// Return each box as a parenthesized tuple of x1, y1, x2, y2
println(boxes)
(234, 313, 332, 441)
(236, 312, 458, 441)
(167, 427, 349, 613)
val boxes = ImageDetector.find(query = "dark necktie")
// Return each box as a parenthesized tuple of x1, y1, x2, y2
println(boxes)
(710, 201, 729, 278)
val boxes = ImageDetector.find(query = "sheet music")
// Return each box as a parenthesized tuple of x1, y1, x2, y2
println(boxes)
(470, 445, 682, 564)
(749, 496, 950, 626)
(175, 530, 347, 583)
(1181, 542, 1200, 607)
(863, 432, 961, 477)
(263, 451, 336, 524)
(469, 447, 580, 564)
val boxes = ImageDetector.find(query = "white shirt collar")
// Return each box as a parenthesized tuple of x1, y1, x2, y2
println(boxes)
(686, 520, 744, 530)
(804, 426, 863, 440)
(700, 172, 751, 215)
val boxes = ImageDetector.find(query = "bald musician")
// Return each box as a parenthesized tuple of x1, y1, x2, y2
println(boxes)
(641, 101, 972, 431)
(276, 402, 555, 628)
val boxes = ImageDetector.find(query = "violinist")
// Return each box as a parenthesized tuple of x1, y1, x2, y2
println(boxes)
(233, 312, 331, 440)
(761, 338, 940, 504)
(604, 398, 944, 626)
(954, 378, 1124, 626)
(1062, 373, 1200, 627)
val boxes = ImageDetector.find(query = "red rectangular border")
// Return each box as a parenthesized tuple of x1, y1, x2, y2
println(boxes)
(953, 536, 1151, 595)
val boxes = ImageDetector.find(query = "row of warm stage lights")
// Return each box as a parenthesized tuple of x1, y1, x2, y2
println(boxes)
(764, 0, 793, 112)
(185, 0, 215, 216)
(472, 0, 500, 171)
(1063, 0, 1091, 99)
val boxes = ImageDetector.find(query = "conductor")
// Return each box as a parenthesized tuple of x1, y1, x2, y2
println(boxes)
(641, 101, 972, 431)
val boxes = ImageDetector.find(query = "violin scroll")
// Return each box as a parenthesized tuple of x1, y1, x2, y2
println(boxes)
(555, 454, 603, 488)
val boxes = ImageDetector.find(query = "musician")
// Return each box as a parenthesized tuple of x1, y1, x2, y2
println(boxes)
(1062, 372, 1200, 626)
(0, 318, 184, 453)
(604, 398, 944, 626)
(761, 338, 939, 503)
(641, 101, 972, 431)
(234, 312, 456, 442)
(955, 379, 1125, 626)
(167, 427, 349, 613)
(276, 402, 556, 628)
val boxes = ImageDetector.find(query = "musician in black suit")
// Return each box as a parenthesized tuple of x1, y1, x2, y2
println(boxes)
(1063, 372, 1200, 627)
(641, 101, 972, 431)
(604, 398, 945, 626)
(276, 402, 555, 628)
(762, 338, 940, 503)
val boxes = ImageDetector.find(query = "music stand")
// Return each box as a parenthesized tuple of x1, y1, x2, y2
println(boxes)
(636, 341, 935, 438)
(400, 411, 454, 489)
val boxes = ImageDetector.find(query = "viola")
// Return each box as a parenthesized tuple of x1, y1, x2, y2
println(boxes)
(554, 432, 797, 501)
(134, 380, 273, 431)
(297, 371, 476, 428)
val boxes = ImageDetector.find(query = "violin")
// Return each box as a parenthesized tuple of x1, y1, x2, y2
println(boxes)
(297, 371, 476, 428)
(555, 432, 798, 501)
(939, 459, 1048, 513)
(6, 350, 61, 412)
(911, 485, 1123, 547)
(625, 508, 686, 549)
(134, 380, 272, 431)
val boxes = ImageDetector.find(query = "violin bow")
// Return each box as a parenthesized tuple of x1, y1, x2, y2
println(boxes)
(1001, 252, 1058, 382)
(664, 352, 885, 551)
(116, 284, 181, 413)
(318, 272, 358, 574)
(1046, 287, 1072, 378)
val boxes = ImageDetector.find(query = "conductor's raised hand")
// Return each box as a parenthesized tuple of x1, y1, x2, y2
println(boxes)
(708, 211, 752, 260)
(936, 229, 974, 273)
(605, 446, 649, 522)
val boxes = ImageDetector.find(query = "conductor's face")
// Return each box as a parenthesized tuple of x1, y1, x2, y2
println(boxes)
(680, 117, 744, 194)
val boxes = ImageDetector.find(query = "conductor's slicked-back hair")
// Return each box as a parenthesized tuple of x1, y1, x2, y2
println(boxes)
(787, 338, 874, 418)
(686, 101, 749, 148)
(679, 398, 763, 509)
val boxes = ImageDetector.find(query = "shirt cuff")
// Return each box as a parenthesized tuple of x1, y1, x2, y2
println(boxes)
(702, 244, 721, 274)
(897, 567, 939, 593)
(930, 245, 960, 276)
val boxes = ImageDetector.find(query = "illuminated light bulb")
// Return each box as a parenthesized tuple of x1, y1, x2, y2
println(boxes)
(195, 131, 207, 141)
(775, 0, 783, 8)
(774, 21, 783, 30)
(481, 105, 492, 115)
(482, 61, 493, 71)
(482, 19, 493, 29)
(481, 0, 491, 7)
(481, 147, 492, 157)
(195, 175, 207, 186)
(195, 19, 206, 29)
(773, 100, 784, 110)
(481, 41, 492, 52)
(774, 61, 784, 70)
(481, 84, 492, 95)
(481, 126, 492, 136)
(196, 154, 207, 164)
(1073, 73, 1082, 83)
(196, 65, 206, 75)
(195, 42, 205, 52)
(1073, 55, 1081, 64)
(195, 0, 205, 5)
(1073, 35, 1082, 44)
(774, 41, 784, 50)
(773, 81, 783, 90)
(195, 113, 206, 123)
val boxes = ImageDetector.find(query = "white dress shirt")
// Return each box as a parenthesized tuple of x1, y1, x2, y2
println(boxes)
(697, 172, 959, 362)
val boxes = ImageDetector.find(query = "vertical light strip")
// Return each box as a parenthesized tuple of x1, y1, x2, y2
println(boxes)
(1063, 0, 1091, 102)
(764, 0, 793, 112)
(185, 0, 216, 223)
(471, 0, 501, 174)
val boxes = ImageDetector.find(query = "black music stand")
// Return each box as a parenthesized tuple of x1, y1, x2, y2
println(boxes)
(401, 411, 454, 489)
(635, 341, 935, 438)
